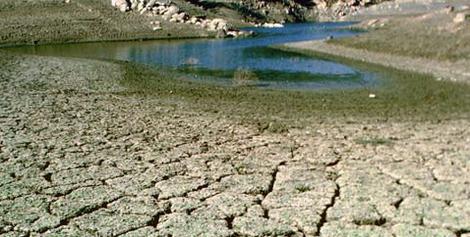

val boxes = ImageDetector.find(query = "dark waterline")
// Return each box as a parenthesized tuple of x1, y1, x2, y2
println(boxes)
(8, 22, 380, 90)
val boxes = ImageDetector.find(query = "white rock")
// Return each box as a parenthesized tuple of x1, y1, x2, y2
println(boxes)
(313, 0, 327, 9)
(137, 2, 144, 11)
(166, 5, 179, 15)
(154, 6, 165, 14)
(173, 12, 187, 22)
(119, 5, 128, 12)
(367, 19, 379, 26)
(146, 0, 157, 8)
(262, 23, 284, 28)
(163, 5, 179, 20)
(189, 16, 198, 24)
(208, 18, 228, 31)
(453, 13, 468, 23)
(130, 0, 139, 9)
(369, 93, 376, 98)
(226, 31, 238, 37)
(112, 0, 129, 12)
(150, 21, 161, 26)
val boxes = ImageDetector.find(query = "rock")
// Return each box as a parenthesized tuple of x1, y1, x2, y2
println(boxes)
(314, 0, 328, 10)
(112, 0, 129, 12)
(347, 0, 358, 7)
(207, 18, 228, 32)
(367, 19, 379, 27)
(454, 13, 469, 23)
(166, 5, 179, 16)
(226, 30, 241, 38)
(119, 5, 128, 12)
(162, 5, 179, 20)
(189, 16, 199, 24)
(146, 0, 157, 9)
(137, 1, 144, 11)
(171, 12, 187, 23)
(154, 5, 166, 14)
(262, 23, 284, 28)
(130, 0, 138, 10)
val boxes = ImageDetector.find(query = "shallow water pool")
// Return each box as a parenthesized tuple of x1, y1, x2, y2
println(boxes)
(8, 22, 380, 90)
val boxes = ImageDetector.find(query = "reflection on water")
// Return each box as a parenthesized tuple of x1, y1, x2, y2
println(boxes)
(8, 22, 379, 90)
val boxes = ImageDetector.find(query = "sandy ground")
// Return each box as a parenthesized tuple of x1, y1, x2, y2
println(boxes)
(1, 50, 469, 236)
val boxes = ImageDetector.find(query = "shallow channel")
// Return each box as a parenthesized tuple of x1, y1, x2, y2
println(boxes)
(8, 22, 380, 90)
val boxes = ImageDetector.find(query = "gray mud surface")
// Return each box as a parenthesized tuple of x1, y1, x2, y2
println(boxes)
(1, 51, 469, 236)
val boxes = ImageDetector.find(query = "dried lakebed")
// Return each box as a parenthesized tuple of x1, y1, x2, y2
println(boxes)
(1, 24, 470, 236)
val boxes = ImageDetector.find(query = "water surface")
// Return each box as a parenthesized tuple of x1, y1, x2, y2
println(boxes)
(9, 22, 379, 90)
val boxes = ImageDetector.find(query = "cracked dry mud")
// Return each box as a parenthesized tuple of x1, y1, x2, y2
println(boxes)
(0, 54, 469, 237)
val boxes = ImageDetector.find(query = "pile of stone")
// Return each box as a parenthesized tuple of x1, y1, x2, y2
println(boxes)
(111, 0, 130, 12)
(314, 0, 382, 19)
(259, 22, 284, 28)
(111, 0, 251, 37)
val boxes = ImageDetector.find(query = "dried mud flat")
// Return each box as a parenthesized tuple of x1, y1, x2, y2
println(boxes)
(0, 52, 469, 237)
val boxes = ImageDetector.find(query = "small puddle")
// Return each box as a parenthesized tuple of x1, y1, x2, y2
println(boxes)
(7, 22, 379, 90)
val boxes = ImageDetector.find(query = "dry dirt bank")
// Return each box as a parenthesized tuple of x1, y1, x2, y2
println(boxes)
(1, 51, 469, 236)
(0, 0, 213, 47)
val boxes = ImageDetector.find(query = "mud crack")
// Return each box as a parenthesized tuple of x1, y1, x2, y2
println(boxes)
(315, 182, 340, 236)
